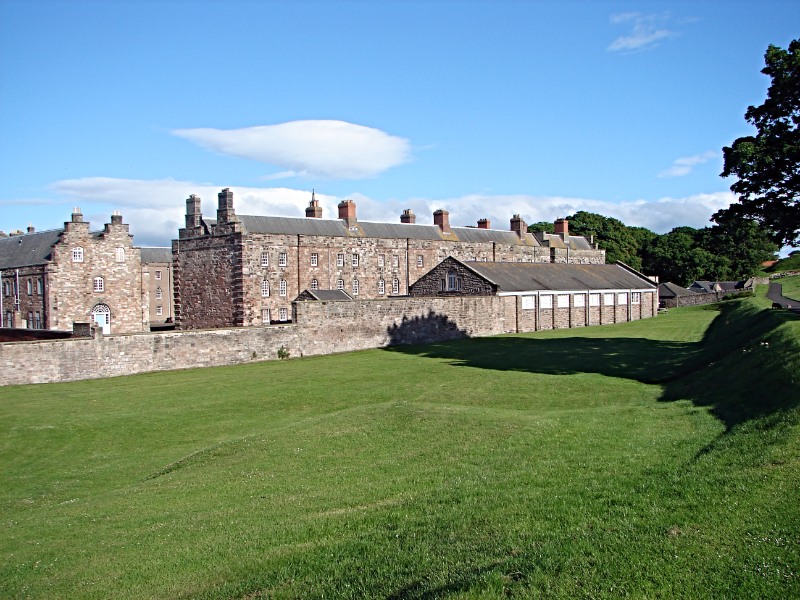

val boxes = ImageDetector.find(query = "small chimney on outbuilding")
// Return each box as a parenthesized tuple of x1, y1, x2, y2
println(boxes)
(401, 209, 416, 224)
(477, 219, 490, 229)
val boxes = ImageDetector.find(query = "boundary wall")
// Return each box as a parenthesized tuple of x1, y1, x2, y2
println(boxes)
(1, 294, 654, 387)
(661, 290, 750, 308)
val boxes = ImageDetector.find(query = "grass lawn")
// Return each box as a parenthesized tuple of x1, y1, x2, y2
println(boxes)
(1, 295, 799, 599)
(777, 274, 800, 303)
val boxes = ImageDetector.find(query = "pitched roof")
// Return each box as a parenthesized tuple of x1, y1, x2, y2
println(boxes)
(457, 260, 656, 292)
(140, 247, 173, 263)
(0, 229, 63, 270)
(658, 282, 696, 298)
(297, 289, 353, 301)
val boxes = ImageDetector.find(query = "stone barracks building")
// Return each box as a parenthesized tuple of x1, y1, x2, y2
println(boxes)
(409, 257, 659, 330)
(0, 209, 147, 334)
(173, 189, 606, 329)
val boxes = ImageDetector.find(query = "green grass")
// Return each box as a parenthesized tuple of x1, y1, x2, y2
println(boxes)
(777, 274, 800, 303)
(766, 254, 800, 273)
(2, 296, 799, 599)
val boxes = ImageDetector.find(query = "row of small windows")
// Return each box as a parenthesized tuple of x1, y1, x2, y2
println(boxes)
(3, 279, 44, 296)
(519, 292, 646, 310)
(258, 252, 415, 270)
(71, 247, 126, 262)
(262, 278, 401, 297)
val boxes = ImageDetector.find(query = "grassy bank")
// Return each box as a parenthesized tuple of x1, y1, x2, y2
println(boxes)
(1, 296, 799, 599)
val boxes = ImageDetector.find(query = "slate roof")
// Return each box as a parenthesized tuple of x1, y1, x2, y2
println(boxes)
(458, 260, 656, 292)
(140, 247, 173, 263)
(298, 289, 353, 301)
(0, 229, 63, 270)
(658, 282, 696, 298)
(535, 232, 594, 250)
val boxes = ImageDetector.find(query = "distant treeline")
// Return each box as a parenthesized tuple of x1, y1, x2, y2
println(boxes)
(529, 211, 778, 287)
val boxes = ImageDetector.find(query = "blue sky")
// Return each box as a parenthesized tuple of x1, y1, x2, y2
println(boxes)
(1, 0, 798, 250)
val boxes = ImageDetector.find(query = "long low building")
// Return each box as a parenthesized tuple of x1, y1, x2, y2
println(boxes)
(408, 257, 658, 330)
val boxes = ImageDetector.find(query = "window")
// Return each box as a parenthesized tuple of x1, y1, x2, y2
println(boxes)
(279, 308, 288, 321)
(261, 309, 270, 324)
(3, 281, 9, 296)
(311, 279, 318, 290)
(441, 279, 446, 291)
(352, 253, 359, 267)
(72, 247, 83, 262)
(392, 255, 399, 267)
(115, 247, 125, 262)
(27, 279, 32, 295)
(156, 305, 163, 316)
(155, 270, 162, 280)
(378, 279, 385, 295)
(521, 295, 535, 310)
(378, 254, 385, 267)
(557, 294, 570, 308)
(574, 294, 586, 307)
(618, 293, 628, 305)
(310, 253, 318, 267)
(28, 312, 33, 329)
(481, 257, 487, 262)
(632, 292, 641, 304)
(604, 293, 614, 305)
(447, 273, 457, 290)
(261, 252, 269, 268)
(156, 287, 162, 300)
(353, 279, 359, 295)
(93, 277, 104, 292)
(392, 278, 400, 294)
(417, 255, 424, 268)
(278, 252, 287, 267)
(34, 311, 41, 329)
(336, 253, 344, 267)
(540, 295, 553, 309)
(261, 280, 270, 297)
(590, 293, 600, 307)
(279, 279, 287, 297)
(337, 279, 344, 291)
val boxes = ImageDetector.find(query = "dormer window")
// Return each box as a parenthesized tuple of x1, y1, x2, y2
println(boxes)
(72, 247, 84, 262)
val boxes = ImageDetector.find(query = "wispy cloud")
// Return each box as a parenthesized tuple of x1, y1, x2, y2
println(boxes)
(258, 170, 300, 181)
(608, 12, 677, 52)
(0, 198, 64, 206)
(172, 120, 412, 180)
(658, 151, 717, 178)
(46, 177, 737, 247)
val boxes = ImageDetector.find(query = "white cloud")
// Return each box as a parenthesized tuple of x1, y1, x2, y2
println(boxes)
(658, 150, 718, 178)
(172, 120, 411, 180)
(47, 177, 738, 247)
(608, 12, 676, 52)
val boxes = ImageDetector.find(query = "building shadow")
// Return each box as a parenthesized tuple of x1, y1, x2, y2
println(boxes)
(385, 310, 470, 347)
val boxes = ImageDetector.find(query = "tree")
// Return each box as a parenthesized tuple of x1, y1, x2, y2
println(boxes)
(641, 228, 731, 286)
(703, 213, 778, 279)
(527, 221, 555, 234)
(718, 39, 800, 246)
(565, 211, 647, 269)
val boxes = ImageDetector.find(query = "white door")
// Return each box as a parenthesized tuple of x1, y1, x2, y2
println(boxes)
(91, 304, 111, 334)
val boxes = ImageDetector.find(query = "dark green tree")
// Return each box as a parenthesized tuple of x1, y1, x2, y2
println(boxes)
(704, 213, 779, 279)
(527, 221, 555, 234)
(642, 228, 731, 286)
(718, 39, 800, 246)
(565, 211, 647, 269)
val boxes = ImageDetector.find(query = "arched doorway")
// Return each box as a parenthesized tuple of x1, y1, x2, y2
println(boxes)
(91, 304, 111, 334)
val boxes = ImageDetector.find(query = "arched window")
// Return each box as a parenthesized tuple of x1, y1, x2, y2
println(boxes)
(115, 247, 125, 262)
(93, 277, 104, 292)
(27, 280, 32, 295)
(378, 279, 385, 295)
(353, 279, 359, 295)
(336, 279, 344, 291)
(261, 280, 270, 297)
(279, 279, 287, 297)
(392, 278, 400, 294)
(72, 247, 83, 262)
(310, 279, 318, 290)
(155, 286, 162, 300)
(37, 278, 43, 294)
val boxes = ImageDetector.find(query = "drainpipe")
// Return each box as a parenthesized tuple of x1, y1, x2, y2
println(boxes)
(15, 269, 20, 328)
(406, 238, 410, 293)
(0, 270, 4, 327)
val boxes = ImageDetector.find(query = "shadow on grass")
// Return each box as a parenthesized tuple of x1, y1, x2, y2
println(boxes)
(385, 301, 800, 432)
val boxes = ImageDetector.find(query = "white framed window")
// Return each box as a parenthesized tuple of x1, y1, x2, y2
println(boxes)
(310, 253, 318, 267)
(156, 305, 163, 316)
(337, 279, 344, 291)
(417, 255, 424, 268)
(93, 277, 104, 292)
(378, 279, 385, 295)
(27, 280, 32, 295)
(353, 279, 359, 295)
(574, 294, 586, 307)
(352, 253, 359, 267)
(261, 309, 270, 324)
(392, 255, 399, 267)
(604, 293, 614, 305)
(261, 280, 270, 297)
(115, 247, 125, 262)
(261, 252, 269, 268)
(278, 252, 287, 267)
(392, 278, 400, 294)
(378, 254, 385, 267)
(72, 247, 83, 262)
(336, 253, 344, 267)
(557, 294, 570, 308)
(481, 257, 487, 262)
(632, 292, 641, 304)
(540, 295, 553, 309)
(279, 307, 288, 321)
(279, 279, 287, 297)
(310, 279, 318, 290)
(155, 270, 162, 280)
(590, 293, 600, 307)
(521, 295, 535, 310)
(156, 286, 162, 300)
(618, 293, 628, 305)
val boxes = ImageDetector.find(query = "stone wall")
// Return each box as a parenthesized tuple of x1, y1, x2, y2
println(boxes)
(661, 290, 741, 308)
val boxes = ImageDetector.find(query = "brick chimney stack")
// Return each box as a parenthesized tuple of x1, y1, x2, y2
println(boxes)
(554, 218, 569, 241)
(71, 207, 83, 223)
(338, 199, 357, 227)
(433, 209, 450, 234)
(105, 210, 128, 234)
(306, 190, 323, 218)
(110, 210, 123, 226)
(27, 223, 35, 234)
(510, 214, 527, 238)
(186, 195, 202, 229)
(400, 209, 416, 224)
(217, 188, 235, 224)
(477, 219, 490, 229)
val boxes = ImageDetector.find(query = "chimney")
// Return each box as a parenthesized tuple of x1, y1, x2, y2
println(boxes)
(433, 209, 450, 234)
(217, 188, 235, 224)
(400, 209, 416, 224)
(510, 214, 527, 238)
(338, 199, 357, 228)
(0, 231, 7, 239)
(71, 207, 83, 223)
(554, 218, 569, 241)
(110, 210, 123, 226)
(27, 223, 35, 234)
(186, 194, 202, 228)
(305, 190, 322, 218)
(477, 219, 490, 229)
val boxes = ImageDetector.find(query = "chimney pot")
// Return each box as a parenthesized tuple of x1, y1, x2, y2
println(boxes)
(27, 223, 35, 234)
(477, 218, 490, 229)
(71, 208, 83, 223)
(110, 211, 123, 226)
(433, 209, 450, 234)
(338, 199, 357, 227)
(400, 209, 416, 224)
